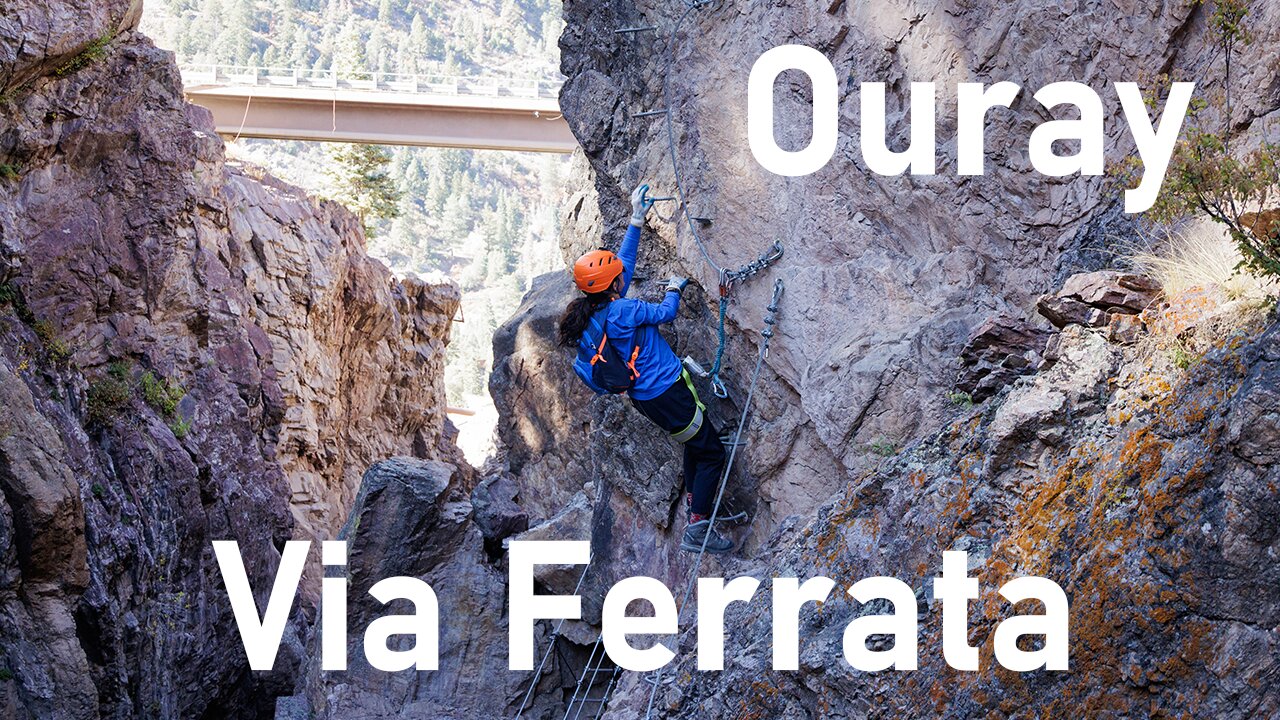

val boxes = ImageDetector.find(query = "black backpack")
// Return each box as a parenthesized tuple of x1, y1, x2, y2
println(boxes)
(586, 309, 641, 394)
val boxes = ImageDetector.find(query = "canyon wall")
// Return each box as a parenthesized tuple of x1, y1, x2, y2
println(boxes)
(3, 1, 1279, 718)
(0, 2, 461, 717)
(484, 0, 1280, 717)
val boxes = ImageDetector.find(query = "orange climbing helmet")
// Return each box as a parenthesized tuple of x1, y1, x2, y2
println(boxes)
(573, 249, 624, 293)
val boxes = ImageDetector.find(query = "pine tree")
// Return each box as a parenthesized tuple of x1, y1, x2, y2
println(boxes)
(332, 17, 368, 75)
(323, 143, 404, 237)
(406, 13, 429, 73)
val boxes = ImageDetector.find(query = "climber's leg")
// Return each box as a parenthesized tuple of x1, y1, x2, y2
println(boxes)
(632, 371, 722, 512)
(631, 373, 734, 554)
(681, 417, 725, 518)
(682, 441, 698, 503)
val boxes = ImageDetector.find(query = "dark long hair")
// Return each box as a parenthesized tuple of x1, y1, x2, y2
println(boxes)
(558, 289, 614, 347)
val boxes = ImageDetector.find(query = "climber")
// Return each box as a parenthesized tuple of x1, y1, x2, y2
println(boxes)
(557, 183, 733, 555)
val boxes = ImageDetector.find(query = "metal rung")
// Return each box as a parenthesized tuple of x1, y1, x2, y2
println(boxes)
(615, 25, 657, 33)
(633, 109, 669, 117)
(643, 672, 676, 686)
(646, 195, 676, 202)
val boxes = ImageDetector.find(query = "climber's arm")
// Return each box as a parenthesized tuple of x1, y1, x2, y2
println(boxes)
(618, 223, 641, 296)
(618, 183, 653, 297)
(631, 291, 681, 326)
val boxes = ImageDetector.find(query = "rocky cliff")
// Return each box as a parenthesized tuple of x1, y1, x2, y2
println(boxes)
(4, 1, 1280, 719)
(0, 2, 461, 717)
(481, 0, 1280, 717)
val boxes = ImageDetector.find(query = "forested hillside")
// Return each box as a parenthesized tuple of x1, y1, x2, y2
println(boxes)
(141, 0, 570, 456)
(142, 0, 561, 77)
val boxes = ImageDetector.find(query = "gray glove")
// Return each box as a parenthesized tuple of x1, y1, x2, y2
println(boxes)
(665, 276, 689, 294)
(630, 183, 654, 226)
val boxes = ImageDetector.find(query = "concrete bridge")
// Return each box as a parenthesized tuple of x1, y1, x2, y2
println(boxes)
(179, 64, 577, 153)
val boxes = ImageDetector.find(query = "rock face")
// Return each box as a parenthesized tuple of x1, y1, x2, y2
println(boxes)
(955, 313, 1051, 401)
(541, 0, 1280, 541)
(0, 6, 460, 719)
(297, 457, 544, 719)
(480, 0, 1280, 717)
(601, 303, 1280, 719)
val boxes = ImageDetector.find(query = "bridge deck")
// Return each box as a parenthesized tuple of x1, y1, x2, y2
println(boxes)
(183, 76, 577, 153)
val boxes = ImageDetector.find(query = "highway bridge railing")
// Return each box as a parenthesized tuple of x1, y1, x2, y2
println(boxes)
(178, 63, 565, 101)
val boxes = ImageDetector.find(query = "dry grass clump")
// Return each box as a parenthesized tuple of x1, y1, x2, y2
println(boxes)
(1129, 219, 1279, 302)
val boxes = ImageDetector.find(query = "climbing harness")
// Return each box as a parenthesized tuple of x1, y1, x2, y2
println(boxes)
(642, 278, 785, 719)
(670, 369, 707, 443)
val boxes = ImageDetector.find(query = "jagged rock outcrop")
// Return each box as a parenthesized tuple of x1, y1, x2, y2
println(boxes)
(607, 298, 1280, 719)
(296, 457, 546, 719)
(955, 314, 1052, 402)
(0, 4, 461, 718)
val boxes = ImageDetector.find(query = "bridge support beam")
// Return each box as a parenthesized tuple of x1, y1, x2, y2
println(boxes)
(184, 86, 577, 153)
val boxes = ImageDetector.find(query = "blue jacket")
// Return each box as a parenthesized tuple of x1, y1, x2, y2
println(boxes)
(573, 223, 684, 401)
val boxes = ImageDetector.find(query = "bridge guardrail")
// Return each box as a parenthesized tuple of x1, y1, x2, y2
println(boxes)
(178, 63, 564, 100)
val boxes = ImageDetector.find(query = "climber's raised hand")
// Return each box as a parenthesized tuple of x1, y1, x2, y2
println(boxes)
(665, 276, 689, 294)
(631, 183, 654, 226)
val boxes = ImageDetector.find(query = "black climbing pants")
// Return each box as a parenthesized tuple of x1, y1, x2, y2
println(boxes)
(630, 371, 725, 518)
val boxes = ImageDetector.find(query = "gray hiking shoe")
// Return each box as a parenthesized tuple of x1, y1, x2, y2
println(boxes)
(681, 519, 734, 554)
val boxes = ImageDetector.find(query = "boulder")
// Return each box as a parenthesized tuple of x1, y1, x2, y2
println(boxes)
(471, 474, 530, 546)
(1107, 312, 1147, 345)
(1037, 294, 1109, 328)
(1241, 208, 1280, 244)
(1060, 270, 1162, 314)
(955, 314, 1052, 401)
(301, 458, 552, 720)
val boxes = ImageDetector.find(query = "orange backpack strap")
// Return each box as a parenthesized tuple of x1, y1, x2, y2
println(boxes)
(590, 332, 608, 365)
(586, 310, 610, 365)
(626, 343, 641, 379)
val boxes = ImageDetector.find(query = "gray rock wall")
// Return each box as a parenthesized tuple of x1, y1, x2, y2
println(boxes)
(0, 6, 462, 718)
(539, 0, 1280, 538)
(484, 1, 1280, 717)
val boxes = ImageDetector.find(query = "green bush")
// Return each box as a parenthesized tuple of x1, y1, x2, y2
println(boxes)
(86, 373, 130, 426)
(140, 371, 184, 417)
(0, 164, 19, 180)
(54, 33, 112, 77)
(869, 440, 897, 457)
(32, 320, 71, 363)
(169, 418, 192, 439)
(0, 283, 35, 324)
(1122, 0, 1280, 279)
